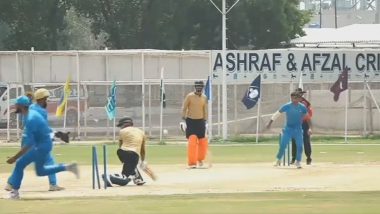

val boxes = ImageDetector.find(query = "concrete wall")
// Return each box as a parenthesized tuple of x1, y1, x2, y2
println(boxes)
(0, 51, 210, 83)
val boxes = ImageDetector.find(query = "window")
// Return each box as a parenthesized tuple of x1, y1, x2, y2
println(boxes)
(9, 88, 17, 99)
(0, 87, 6, 97)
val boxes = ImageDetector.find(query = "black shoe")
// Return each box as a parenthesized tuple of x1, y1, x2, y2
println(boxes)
(306, 158, 312, 165)
(290, 159, 295, 164)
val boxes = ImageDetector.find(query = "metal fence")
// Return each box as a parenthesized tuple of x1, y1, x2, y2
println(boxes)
(1, 80, 379, 142)
(0, 50, 379, 142)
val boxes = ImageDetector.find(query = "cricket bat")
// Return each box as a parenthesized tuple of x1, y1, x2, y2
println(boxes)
(140, 162, 157, 181)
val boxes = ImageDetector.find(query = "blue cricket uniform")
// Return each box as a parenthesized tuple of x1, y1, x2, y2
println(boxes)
(30, 103, 58, 186)
(8, 109, 66, 190)
(276, 102, 308, 162)
(7, 104, 59, 187)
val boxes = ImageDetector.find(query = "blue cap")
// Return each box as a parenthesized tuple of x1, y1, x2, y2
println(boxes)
(15, 96, 31, 107)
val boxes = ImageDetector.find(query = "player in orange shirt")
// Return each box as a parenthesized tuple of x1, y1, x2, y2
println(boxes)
(181, 81, 208, 168)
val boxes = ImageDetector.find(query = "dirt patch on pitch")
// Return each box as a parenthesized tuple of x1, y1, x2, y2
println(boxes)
(1, 163, 380, 199)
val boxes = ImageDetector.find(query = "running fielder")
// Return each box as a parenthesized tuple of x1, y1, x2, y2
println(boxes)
(5, 89, 68, 192)
(6, 96, 79, 199)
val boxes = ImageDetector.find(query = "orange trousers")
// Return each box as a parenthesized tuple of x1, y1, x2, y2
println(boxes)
(188, 135, 208, 166)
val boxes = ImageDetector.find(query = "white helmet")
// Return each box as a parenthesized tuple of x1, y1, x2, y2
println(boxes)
(179, 122, 186, 133)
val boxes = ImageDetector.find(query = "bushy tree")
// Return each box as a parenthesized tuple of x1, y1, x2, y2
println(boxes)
(0, 0, 71, 50)
(0, 0, 310, 50)
(229, 0, 311, 49)
(70, 0, 310, 50)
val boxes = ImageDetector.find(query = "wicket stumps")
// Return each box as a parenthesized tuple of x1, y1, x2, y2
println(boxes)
(103, 144, 108, 189)
(278, 133, 291, 166)
(92, 145, 108, 189)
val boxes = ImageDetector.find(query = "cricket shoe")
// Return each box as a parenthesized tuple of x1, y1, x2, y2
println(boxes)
(197, 161, 208, 169)
(273, 159, 281, 167)
(49, 185, 65, 191)
(187, 165, 197, 169)
(131, 176, 146, 186)
(198, 161, 204, 167)
(295, 161, 302, 169)
(306, 158, 312, 165)
(134, 178, 145, 186)
(290, 159, 296, 165)
(66, 163, 80, 179)
(196, 161, 209, 169)
(7, 190, 20, 200)
(4, 183, 13, 192)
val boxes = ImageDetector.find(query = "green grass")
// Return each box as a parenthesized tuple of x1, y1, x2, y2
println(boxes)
(2, 138, 380, 213)
(225, 135, 380, 144)
(1, 138, 380, 173)
(2, 192, 380, 214)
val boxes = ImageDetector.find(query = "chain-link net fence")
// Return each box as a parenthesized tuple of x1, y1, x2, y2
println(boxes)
(0, 50, 379, 142)
(1, 80, 379, 142)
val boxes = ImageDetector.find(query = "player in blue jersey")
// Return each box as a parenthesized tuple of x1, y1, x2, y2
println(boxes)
(5, 89, 66, 192)
(266, 92, 310, 169)
(31, 88, 67, 190)
(6, 96, 79, 199)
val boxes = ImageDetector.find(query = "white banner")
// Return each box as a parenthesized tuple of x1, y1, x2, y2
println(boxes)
(212, 49, 380, 83)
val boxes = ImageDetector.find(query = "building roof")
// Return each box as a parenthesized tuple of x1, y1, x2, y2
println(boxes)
(290, 24, 380, 48)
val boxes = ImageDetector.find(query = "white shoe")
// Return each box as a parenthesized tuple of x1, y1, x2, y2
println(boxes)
(49, 185, 65, 191)
(134, 178, 145, 186)
(273, 159, 281, 167)
(295, 161, 302, 169)
(198, 161, 204, 167)
(8, 190, 20, 200)
(131, 175, 145, 186)
(4, 183, 13, 191)
(66, 163, 80, 179)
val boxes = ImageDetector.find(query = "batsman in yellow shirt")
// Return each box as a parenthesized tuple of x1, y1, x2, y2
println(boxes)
(117, 117, 146, 185)
(182, 81, 208, 168)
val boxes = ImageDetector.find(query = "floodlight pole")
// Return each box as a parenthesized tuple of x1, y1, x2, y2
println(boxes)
(376, 0, 380, 24)
(209, 0, 240, 140)
(221, 0, 227, 140)
(334, 0, 338, 28)
(319, 0, 322, 28)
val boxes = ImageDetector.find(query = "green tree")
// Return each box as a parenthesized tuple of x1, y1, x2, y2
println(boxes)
(70, 0, 206, 49)
(0, 22, 10, 49)
(0, 0, 71, 50)
(64, 8, 107, 50)
(228, 0, 311, 49)
(0, 0, 310, 50)
(70, 0, 310, 50)
(70, 0, 144, 49)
